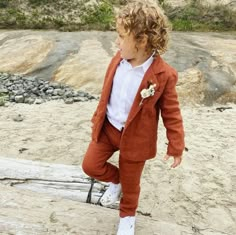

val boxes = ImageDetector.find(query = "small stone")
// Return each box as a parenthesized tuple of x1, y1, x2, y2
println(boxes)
(16, 89, 25, 96)
(23, 93, 30, 98)
(1, 73, 95, 105)
(5, 82, 12, 87)
(0, 73, 10, 80)
(46, 89, 54, 95)
(80, 97, 89, 102)
(32, 87, 39, 94)
(24, 97, 35, 104)
(73, 97, 82, 102)
(77, 91, 86, 97)
(64, 98, 74, 104)
(27, 77, 36, 82)
(13, 114, 24, 122)
(15, 95, 24, 103)
(12, 90, 18, 95)
(0, 98, 5, 106)
(42, 84, 49, 91)
(0, 88, 9, 94)
(52, 89, 60, 96)
(7, 87, 13, 91)
(64, 91, 73, 98)
(57, 89, 65, 96)
(50, 82, 61, 89)
(3, 102, 10, 107)
(51, 96, 60, 100)
(87, 95, 96, 100)
(35, 99, 43, 104)
(9, 95, 15, 102)
(72, 90, 79, 97)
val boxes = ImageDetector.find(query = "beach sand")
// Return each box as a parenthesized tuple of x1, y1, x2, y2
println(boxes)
(0, 100, 235, 234)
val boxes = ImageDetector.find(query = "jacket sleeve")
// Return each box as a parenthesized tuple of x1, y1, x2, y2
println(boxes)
(91, 111, 97, 123)
(159, 70, 185, 157)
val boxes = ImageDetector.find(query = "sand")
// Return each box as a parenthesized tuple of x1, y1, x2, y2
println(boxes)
(0, 100, 235, 234)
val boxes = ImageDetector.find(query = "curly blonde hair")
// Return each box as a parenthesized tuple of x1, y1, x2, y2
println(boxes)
(116, 0, 171, 55)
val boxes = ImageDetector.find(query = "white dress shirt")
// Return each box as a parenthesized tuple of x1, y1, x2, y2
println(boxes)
(106, 55, 154, 131)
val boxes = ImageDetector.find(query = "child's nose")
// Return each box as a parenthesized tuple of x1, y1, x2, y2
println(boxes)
(115, 37, 119, 47)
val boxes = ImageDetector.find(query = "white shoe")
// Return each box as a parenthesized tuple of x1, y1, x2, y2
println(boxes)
(100, 182, 121, 206)
(117, 216, 136, 235)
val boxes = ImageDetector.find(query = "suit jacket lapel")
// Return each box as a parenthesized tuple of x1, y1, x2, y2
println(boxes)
(124, 55, 165, 129)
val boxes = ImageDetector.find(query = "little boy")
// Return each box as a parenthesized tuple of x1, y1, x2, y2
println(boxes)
(82, 1, 185, 234)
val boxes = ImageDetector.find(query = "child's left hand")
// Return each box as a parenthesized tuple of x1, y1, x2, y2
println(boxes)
(164, 154, 182, 168)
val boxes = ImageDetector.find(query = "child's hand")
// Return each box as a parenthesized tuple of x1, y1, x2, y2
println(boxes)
(164, 154, 182, 168)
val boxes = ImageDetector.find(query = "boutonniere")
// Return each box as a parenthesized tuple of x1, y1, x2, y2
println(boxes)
(139, 81, 156, 106)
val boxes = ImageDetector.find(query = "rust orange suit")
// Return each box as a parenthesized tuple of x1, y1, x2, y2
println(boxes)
(82, 52, 185, 217)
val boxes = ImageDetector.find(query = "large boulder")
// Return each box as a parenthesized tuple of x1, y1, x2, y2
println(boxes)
(0, 30, 235, 105)
(0, 32, 53, 74)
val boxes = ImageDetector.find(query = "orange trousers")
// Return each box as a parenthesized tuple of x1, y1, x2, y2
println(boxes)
(82, 118, 145, 217)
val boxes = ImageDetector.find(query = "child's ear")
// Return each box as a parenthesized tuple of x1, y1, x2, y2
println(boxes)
(140, 34, 148, 48)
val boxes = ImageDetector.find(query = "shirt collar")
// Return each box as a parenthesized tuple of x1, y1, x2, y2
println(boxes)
(121, 52, 154, 73)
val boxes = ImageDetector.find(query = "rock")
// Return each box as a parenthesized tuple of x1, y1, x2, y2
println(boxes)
(54, 39, 112, 95)
(25, 98, 35, 104)
(73, 97, 83, 102)
(50, 82, 61, 89)
(176, 68, 205, 105)
(15, 89, 25, 96)
(45, 88, 54, 95)
(13, 114, 24, 122)
(51, 96, 61, 100)
(64, 98, 74, 104)
(77, 91, 87, 97)
(35, 99, 43, 104)
(57, 89, 65, 96)
(14, 95, 24, 103)
(0, 88, 8, 94)
(0, 35, 53, 74)
(63, 91, 73, 98)
(216, 90, 236, 104)
(0, 98, 5, 106)
(52, 89, 62, 96)
(0, 30, 235, 105)
(0, 73, 96, 105)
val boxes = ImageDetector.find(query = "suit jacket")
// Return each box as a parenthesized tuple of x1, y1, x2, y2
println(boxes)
(91, 52, 185, 161)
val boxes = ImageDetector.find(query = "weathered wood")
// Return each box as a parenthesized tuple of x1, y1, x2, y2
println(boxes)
(0, 184, 196, 235)
(0, 157, 229, 235)
(0, 157, 109, 204)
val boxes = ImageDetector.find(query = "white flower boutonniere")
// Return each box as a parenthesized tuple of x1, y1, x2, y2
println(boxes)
(139, 83, 156, 106)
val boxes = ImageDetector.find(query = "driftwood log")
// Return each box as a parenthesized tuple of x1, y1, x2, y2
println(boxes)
(0, 157, 113, 205)
(0, 157, 222, 234)
(0, 183, 197, 235)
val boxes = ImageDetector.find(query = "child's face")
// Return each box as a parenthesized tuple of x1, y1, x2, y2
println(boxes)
(115, 21, 148, 66)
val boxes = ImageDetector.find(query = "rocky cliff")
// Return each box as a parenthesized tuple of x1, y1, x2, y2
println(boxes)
(0, 30, 235, 105)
